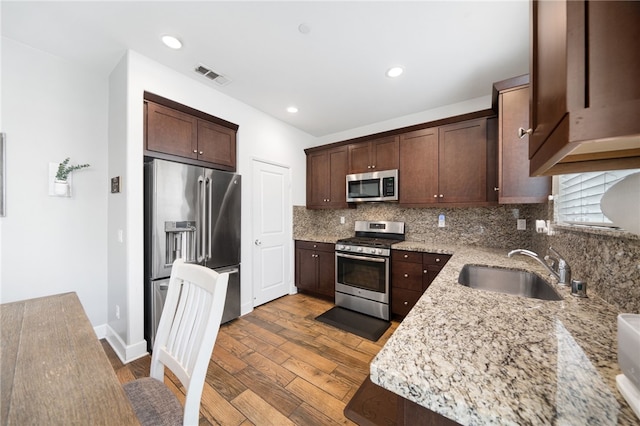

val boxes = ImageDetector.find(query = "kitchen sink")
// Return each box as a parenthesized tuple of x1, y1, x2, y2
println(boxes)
(457, 264, 563, 301)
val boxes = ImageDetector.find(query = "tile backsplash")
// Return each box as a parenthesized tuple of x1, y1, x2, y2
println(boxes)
(293, 202, 639, 313)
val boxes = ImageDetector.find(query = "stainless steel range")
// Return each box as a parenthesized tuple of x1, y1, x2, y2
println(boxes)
(335, 221, 405, 320)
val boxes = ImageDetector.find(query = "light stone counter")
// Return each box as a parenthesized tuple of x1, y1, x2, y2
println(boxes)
(371, 243, 638, 425)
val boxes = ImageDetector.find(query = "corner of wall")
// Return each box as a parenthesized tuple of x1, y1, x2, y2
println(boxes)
(105, 324, 148, 364)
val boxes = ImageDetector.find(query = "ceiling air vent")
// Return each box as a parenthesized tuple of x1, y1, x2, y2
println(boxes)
(194, 64, 231, 86)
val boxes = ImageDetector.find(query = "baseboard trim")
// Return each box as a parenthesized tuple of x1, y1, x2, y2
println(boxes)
(104, 325, 148, 364)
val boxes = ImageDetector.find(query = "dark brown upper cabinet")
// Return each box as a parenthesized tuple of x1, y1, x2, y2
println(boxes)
(399, 127, 439, 206)
(144, 92, 238, 171)
(398, 118, 497, 207)
(529, 0, 640, 175)
(306, 146, 349, 209)
(493, 75, 551, 203)
(348, 135, 399, 174)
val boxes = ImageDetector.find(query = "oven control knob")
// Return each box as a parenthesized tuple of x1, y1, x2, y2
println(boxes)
(376, 249, 383, 255)
(337, 245, 345, 250)
(357, 247, 363, 252)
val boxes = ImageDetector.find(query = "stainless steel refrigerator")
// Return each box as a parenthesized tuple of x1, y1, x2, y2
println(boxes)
(144, 158, 241, 350)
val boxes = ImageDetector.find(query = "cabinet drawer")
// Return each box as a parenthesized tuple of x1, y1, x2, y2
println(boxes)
(423, 253, 451, 267)
(392, 262, 423, 291)
(391, 288, 422, 317)
(295, 240, 334, 252)
(392, 250, 422, 264)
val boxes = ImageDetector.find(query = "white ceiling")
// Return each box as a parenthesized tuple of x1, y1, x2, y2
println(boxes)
(1, 1, 530, 137)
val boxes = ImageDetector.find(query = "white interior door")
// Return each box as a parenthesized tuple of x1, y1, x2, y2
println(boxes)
(252, 160, 291, 307)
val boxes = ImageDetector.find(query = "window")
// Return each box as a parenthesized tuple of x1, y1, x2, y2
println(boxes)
(555, 169, 640, 226)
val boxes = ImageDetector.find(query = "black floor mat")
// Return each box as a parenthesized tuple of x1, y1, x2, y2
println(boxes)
(315, 306, 391, 341)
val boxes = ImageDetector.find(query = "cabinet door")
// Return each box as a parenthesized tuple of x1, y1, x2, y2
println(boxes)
(307, 147, 348, 209)
(371, 136, 399, 171)
(530, 0, 640, 174)
(348, 142, 372, 174)
(326, 147, 348, 208)
(423, 254, 450, 291)
(391, 288, 422, 317)
(499, 86, 550, 203)
(392, 262, 423, 292)
(197, 120, 236, 170)
(306, 151, 329, 208)
(530, 0, 569, 160)
(146, 102, 197, 159)
(295, 247, 317, 291)
(399, 128, 439, 205)
(438, 119, 488, 203)
(317, 251, 336, 298)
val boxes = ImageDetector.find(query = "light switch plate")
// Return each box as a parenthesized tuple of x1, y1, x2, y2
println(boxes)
(517, 219, 527, 230)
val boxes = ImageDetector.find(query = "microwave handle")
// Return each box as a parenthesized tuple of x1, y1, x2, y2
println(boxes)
(336, 252, 387, 263)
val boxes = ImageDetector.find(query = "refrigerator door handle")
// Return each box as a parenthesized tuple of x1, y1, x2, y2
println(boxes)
(207, 176, 213, 261)
(197, 175, 206, 263)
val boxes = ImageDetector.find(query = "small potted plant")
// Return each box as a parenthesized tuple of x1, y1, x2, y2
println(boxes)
(54, 157, 90, 196)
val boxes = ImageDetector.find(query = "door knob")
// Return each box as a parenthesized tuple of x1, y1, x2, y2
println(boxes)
(254, 239, 262, 246)
(518, 128, 533, 138)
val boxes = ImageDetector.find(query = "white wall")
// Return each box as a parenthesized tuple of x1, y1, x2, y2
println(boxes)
(314, 95, 491, 147)
(0, 37, 109, 326)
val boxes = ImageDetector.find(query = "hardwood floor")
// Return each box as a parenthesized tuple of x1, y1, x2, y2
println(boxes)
(102, 294, 399, 425)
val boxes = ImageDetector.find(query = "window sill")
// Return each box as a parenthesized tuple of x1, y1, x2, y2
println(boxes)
(552, 223, 639, 241)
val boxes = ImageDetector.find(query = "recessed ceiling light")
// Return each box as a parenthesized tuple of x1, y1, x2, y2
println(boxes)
(161, 35, 183, 50)
(298, 23, 311, 35)
(287, 106, 299, 113)
(386, 66, 404, 78)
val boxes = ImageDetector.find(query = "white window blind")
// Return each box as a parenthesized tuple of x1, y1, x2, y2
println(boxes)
(556, 169, 640, 226)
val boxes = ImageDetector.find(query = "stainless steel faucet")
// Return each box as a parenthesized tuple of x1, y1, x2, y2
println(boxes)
(507, 247, 572, 285)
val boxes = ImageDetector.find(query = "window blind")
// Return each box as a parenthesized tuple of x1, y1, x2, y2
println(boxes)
(557, 169, 640, 226)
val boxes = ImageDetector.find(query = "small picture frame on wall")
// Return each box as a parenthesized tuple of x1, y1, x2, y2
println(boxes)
(0, 132, 5, 216)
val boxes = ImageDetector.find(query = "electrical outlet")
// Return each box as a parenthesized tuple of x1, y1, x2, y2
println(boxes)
(340, 216, 345, 224)
(111, 176, 121, 193)
(438, 214, 445, 228)
(517, 219, 527, 230)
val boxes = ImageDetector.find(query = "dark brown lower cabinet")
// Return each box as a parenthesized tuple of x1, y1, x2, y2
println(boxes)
(391, 250, 451, 317)
(294, 240, 335, 299)
(345, 376, 461, 426)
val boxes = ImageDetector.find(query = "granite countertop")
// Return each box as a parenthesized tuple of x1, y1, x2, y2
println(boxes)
(370, 243, 638, 425)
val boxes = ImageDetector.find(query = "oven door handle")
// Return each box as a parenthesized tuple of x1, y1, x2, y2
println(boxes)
(336, 252, 387, 263)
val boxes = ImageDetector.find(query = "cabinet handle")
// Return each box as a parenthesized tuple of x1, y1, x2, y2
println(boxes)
(199, 151, 204, 155)
(439, 194, 444, 198)
(404, 273, 409, 278)
(433, 194, 438, 198)
(367, 165, 372, 169)
(313, 244, 317, 248)
(435, 258, 440, 263)
(518, 127, 533, 139)
(403, 254, 409, 258)
(494, 187, 500, 192)
(193, 149, 198, 153)
(403, 301, 408, 305)
(424, 270, 428, 274)
(371, 165, 376, 169)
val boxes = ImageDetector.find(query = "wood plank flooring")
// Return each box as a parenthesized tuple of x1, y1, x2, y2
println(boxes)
(103, 293, 399, 425)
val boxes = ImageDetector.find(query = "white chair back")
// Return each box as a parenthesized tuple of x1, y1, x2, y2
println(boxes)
(150, 259, 229, 425)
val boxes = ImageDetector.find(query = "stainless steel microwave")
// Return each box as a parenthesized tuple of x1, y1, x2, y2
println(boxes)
(346, 169, 398, 202)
